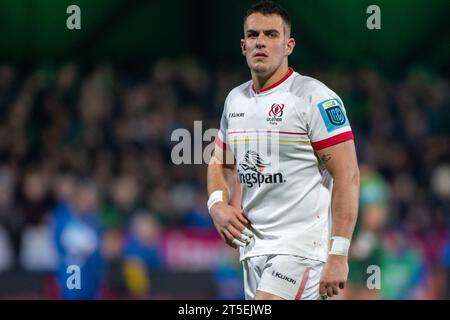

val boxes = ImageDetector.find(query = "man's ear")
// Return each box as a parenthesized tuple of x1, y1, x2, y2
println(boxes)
(286, 37, 295, 56)
(240, 39, 246, 56)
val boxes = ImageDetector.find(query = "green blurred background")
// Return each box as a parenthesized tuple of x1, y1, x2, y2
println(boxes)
(0, 0, 449, 76)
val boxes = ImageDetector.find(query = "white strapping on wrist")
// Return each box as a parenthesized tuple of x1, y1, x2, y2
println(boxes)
(329, 236, 351, 256)
(207, 190, 224, 212)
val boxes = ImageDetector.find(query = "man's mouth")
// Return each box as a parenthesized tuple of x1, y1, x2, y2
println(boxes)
(254, 52, 268, 58)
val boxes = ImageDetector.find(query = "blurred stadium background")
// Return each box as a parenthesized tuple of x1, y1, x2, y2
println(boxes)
(0, 0, 449, 299)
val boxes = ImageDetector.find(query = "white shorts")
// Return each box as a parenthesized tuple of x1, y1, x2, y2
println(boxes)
(242, 254, 324, 300)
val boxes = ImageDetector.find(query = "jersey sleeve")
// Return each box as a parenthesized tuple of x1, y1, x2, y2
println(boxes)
(216, 95, 230, 150)
(306, 85, 353, 151)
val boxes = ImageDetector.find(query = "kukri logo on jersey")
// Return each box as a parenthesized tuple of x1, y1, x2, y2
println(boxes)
(238, 151, 285, 188)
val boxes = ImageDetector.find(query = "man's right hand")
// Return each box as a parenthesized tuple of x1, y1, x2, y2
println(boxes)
(209, 202, 254, 248)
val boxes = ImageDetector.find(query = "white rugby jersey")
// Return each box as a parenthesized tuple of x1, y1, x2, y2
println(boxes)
(216, 68, 353, 262)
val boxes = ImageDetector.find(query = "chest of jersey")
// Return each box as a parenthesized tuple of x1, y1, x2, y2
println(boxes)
(225, 90, 316, 177)
(226, 92, 303, 132)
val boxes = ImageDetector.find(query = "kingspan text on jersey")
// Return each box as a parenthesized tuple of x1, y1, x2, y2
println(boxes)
(239, 171, 285, 188)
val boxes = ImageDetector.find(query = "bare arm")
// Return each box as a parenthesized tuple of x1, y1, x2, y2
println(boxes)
(207, 145, 236, 202)
(316, 139, 360, 298)
(207, 144, 252, 248)
(317, 139, 360, 240)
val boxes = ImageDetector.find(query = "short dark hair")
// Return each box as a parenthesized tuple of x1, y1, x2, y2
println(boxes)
(244, 1, 292, 31)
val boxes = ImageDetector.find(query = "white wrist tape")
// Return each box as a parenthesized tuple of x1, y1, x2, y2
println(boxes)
(207, 190, 224, 212)
(329, 236, 351, 256)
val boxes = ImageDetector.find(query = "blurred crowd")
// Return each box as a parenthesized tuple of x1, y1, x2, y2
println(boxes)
(0, 59, 448, 299)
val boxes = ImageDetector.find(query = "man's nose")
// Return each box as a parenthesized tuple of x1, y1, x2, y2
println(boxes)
(256, 34, 266, 48)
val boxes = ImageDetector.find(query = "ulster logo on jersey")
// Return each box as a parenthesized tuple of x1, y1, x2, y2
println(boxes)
(317, 98, 349, 132)
(269, 104, 284, 117)
(238, 151, 285, 188)
(267, 103, 284, 125)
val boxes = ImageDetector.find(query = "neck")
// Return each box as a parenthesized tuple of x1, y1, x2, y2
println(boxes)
(251, 63, 290, 93)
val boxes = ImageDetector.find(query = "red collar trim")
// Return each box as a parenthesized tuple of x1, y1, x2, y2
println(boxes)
(252, 67, 294, 94)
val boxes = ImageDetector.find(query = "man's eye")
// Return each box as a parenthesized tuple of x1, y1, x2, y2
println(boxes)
(268, 33, 277, 38)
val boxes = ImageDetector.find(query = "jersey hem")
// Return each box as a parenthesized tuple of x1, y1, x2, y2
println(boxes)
(239, 249, 327, 263)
